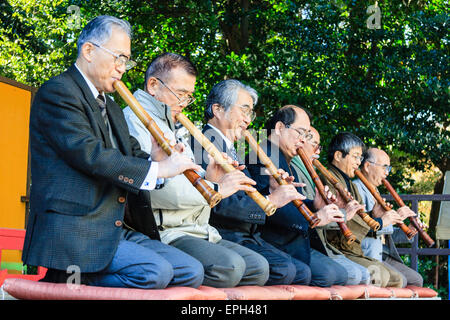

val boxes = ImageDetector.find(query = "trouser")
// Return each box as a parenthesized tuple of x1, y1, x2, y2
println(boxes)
(345, 254, 404, 288)
(238, 237, 311, 285)
(309, 249, 348, 287)
(266, 233, 348, 287)
(42, 229, 204, 289)
(332, 254, 370, 285)
(361, 236, 383, 261)
(170, 235, 270, 288)
(383, 255, 423, 287)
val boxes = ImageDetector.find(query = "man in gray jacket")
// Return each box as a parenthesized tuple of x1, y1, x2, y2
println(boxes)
(123, 53, 270, 288)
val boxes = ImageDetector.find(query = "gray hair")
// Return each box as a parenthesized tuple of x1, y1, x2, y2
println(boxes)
(144, 52, 197, 87)
(204, 79, 258, 121)
(327, 132, 366, 164)
(77, 15, 132, 57)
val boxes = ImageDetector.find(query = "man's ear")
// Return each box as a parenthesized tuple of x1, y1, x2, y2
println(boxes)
(362, 160, 371, 173)
(145, 77, 158, 96)
(274, 121, 284, 136)
(80, 42, 95, 63)
(211, 103, 223, 119)
(334, 150, 343, 164)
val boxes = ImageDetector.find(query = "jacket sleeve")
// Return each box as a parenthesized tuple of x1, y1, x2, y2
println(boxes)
(211, 169, 266, 225)
(247, 160, 309, 233)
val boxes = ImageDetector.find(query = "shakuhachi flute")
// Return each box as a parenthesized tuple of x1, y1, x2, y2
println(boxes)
(243, 130, 320, 227)
(296, 148, 356, 242)
(312, 159, 381, 231)
(354, 169, 417, 239)
(382, 178, 435, 247)
(175, 113, 277, 216)
(113, 80, 222, 208)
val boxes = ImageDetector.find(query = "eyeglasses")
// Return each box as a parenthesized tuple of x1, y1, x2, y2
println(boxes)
(350, 154, 364, 162)
(156, 78, 196, 106)
(90, 42, 137, 71)
(309, 141, 322, 153)
(235, 104, 256, 122)
(285, 125, 313, 141)
(368, 160, 392, 173)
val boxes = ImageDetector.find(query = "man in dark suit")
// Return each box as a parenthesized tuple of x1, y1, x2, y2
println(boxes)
(22, 15, 205, 288)
(246, 105, 351, 287)
(192, 79, 320, 285)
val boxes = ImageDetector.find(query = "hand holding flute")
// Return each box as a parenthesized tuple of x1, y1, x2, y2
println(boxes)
(243, 130, 321, 227)
(175, 113, 277, 216)
(354, 169, 417, 239)
(297, 148, 357, 244)
(313, 159, 381, 231)
(382, 178, 435, 247)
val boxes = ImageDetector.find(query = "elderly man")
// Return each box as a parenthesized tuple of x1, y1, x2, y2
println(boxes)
(22, 16, 206, 289)
(291, 127, 371, 285)
(354, 148, 423, 286)
(322, 132, 405, 287)
(124, 53, 270, 288)
(246, 105, 351, 287)
(192, 79, 313, 285)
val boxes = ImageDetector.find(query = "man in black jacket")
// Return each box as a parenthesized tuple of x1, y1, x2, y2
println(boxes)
(23, 16, 204, 288)
(246, 105, 350, 287)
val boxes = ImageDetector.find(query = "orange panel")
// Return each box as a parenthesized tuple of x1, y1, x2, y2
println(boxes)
(0, 80, 32, 263)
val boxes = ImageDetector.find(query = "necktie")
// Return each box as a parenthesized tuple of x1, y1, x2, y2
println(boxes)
(229, 145, 238, 162)
(96, 95, 118, 149)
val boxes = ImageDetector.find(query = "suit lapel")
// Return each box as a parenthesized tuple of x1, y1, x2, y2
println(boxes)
(67, 65, 113, 148)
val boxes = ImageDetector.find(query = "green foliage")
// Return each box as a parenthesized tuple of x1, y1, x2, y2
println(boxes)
(2, 2, 447, 179)
(401, 253, 448, 299)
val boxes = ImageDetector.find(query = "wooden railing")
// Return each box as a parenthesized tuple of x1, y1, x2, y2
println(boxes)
(382, 193, 450, 299)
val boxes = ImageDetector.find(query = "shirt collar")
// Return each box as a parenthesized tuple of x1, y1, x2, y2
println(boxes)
(206, 123, 234, 150)
(74, 63, 104, 100)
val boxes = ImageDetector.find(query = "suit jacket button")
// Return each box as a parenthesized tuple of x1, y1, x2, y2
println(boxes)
(115, 220, 123, 227)
(118, 175, 124, 181)
(118, 196, 126, 203)
(124, 177, 129, 183)
(129, 178, 134, 184)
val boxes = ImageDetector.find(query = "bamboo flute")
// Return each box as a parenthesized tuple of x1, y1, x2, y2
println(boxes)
(312, 159, 380, 231)
(354, 169, 417, 239)
(382, 178, 434, 246)
(243, 130, 320, 227)
(175, 113, 277, 216)
(296, 148, 356, 242)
